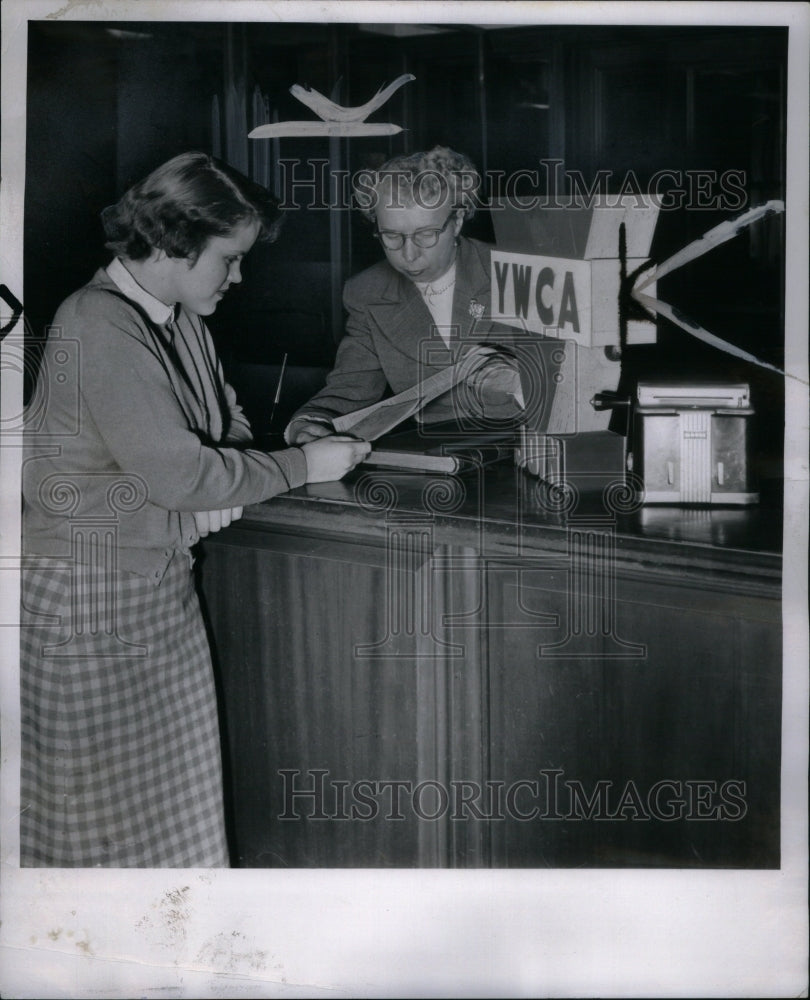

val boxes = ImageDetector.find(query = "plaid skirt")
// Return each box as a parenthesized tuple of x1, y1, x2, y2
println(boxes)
(20, 552, 229, 867)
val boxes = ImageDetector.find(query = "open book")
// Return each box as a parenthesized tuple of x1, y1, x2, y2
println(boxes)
(327, 345, 522, 472)
(331, 345, 504, 441)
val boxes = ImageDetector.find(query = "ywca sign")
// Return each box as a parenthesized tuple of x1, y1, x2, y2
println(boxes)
(492, 252, 591, 342)
(490, 195, 661, 348)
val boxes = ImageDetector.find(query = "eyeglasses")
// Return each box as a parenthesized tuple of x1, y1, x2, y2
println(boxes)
(374, 213, 456, 250)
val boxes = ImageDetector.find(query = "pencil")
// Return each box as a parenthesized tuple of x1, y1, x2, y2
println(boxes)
(268, 352, 288, 431)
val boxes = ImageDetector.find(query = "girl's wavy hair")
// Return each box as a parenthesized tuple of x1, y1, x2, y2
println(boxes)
(101, 151, 284, 262)
(353, 146, 481, 223)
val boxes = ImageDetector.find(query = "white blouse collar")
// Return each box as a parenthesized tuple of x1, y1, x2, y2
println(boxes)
(106, 257, 175, 325)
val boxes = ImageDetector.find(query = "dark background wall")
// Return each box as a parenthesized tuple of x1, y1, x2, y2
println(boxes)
(24, 20, 787, 467)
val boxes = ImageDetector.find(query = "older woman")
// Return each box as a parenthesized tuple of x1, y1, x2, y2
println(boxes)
(285, 145, 523, 445)
(20, 151, 369, 867)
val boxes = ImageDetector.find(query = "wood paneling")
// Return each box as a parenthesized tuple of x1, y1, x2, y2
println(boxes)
(200, 476, 782, 869)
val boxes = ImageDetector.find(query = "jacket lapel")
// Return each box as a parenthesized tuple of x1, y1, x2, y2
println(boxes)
(365, 238, 496, 369)
(450, 238, 493, 354)
(367, 269, 448, 372)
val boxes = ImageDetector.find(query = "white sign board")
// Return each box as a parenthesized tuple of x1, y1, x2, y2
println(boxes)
(491, 250, 657, 346)
(491, 250, 592, 344)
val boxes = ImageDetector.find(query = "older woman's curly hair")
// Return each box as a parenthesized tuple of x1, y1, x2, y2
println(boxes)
(353, 145, 481, 223)
(101, 151, 284, 262)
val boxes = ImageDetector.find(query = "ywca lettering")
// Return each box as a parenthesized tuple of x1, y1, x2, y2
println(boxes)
(492, 252, 587, 338)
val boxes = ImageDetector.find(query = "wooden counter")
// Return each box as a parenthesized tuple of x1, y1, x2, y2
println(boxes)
(199, 463, 782, 868)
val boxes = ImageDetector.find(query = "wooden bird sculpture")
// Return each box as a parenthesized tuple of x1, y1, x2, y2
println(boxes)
(289, 74, 415, 122)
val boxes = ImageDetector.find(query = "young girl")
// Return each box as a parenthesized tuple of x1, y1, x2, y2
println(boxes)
(20, 151, 369, 867)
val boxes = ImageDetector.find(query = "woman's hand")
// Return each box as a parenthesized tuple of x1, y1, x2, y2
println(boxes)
(287, 419, 335, 445)
(302, 435, 371, 483)
(193, 506, 244, 537)
(464, 355, 525, 416)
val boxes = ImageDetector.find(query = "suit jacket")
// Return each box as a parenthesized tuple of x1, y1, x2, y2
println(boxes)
(287, 236, 520, 435)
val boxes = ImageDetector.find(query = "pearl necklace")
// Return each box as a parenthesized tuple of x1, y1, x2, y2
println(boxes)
(423, 271, 456, 300)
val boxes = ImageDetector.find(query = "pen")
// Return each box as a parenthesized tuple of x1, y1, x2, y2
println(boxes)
(268, 352, 288, 431)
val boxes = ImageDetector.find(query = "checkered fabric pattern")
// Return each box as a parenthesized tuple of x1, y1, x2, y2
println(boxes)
(20, 553, 230, 867)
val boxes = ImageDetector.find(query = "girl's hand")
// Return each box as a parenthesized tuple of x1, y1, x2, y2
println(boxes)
(302, 435, 371, 483)
(193, 506, 244, 537)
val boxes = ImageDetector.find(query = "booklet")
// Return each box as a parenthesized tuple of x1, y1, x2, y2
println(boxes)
(362, 425, 517, 474)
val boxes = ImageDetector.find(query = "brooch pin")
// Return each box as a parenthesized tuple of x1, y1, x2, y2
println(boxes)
(468, 299, 485, 320)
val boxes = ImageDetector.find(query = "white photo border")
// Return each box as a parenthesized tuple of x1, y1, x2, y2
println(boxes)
(1, 2, 807, 997)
